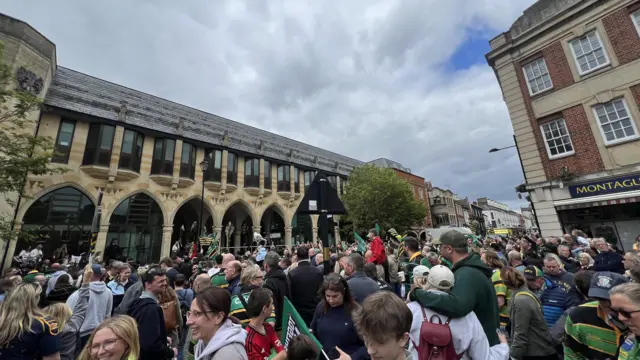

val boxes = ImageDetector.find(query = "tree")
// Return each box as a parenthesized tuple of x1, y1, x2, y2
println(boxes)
(342, 164, 427, 235)
(0, 42, 64, 249)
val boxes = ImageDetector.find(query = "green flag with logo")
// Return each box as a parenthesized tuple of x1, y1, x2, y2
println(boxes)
(281, 297, 322, 350)
(353, 232, 366, 253)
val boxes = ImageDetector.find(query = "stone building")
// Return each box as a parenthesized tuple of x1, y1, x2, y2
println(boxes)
(427, 185, 457, 227)
(0, 13, 359, 266)
(367, 158, 433, 235)
(487, 0, 640, 250)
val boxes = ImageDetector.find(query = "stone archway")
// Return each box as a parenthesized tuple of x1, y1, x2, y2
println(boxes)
(260, 204, 286, 247)
(220, 200, 255, 254)
(171, 197, 214, 257)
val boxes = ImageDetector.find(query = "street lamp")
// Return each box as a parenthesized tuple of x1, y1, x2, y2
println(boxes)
(488, 135, 542, 232)
(198, 160, 209, 254)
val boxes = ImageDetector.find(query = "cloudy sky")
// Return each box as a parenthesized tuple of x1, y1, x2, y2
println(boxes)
(4, 0, 536, 210)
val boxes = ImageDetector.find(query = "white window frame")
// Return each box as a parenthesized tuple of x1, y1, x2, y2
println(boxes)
(568, 30, 611, 76)
(592, 98, 640, 146)
(522, 58, 553, 96)
(632, 10, 640, 37)
(540, 118, 575, 159)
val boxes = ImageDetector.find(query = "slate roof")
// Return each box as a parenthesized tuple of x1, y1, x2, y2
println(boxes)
(367, 158, 411, 173)
(43, 67, 362, 176)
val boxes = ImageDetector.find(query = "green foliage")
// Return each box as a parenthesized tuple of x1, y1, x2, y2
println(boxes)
(0, 42, 65, 246)
(342, 165, 428, 235)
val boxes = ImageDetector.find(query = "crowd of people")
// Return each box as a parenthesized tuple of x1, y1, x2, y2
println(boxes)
(2, 228, 640, 360)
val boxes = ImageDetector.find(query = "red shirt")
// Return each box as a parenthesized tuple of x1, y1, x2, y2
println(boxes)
(245, 323, 284, 360)
(367, 236, 386, 265)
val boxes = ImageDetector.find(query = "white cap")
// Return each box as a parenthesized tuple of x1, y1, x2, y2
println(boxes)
(427, 265, 455, 290)
(412, 265, 430, 278)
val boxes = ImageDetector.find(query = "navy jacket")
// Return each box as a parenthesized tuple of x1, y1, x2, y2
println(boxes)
(594, 251, 624, 274)
(128, 297, 174, 360)
(347, 272, 379, 304)
(311, 303, 368, 360)
(539, 277, 572, 328)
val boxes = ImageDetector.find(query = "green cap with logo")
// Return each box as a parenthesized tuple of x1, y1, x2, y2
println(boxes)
(523, 265, 544, 280)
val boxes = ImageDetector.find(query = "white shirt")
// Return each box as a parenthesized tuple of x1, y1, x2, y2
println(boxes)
(407, 296, 509, 360)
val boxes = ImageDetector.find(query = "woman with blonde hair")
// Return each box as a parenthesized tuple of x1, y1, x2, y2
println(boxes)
(229, 264, 276, 328)
(578, 252, 594, 271)
(609, 282, 640, 357)
(44, 265, 93, 360)
(0, 282, 60, 360)
(77, 315, 140, 360)
(482, 250, 511, 328)
(501, 267, 556, 360)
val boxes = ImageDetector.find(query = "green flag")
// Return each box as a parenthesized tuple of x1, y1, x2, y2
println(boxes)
(281, 297, 322, 350)
(375, 223, 381, 236)
(354, 232, 366, 253)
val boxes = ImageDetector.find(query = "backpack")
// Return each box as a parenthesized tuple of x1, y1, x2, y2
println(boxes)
(412, 307, 463, 360)
(176, 288, 193, 327)
(160, 300, 178, 331)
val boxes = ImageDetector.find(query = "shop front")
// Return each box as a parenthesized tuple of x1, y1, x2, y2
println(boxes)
(554, 173, 640, 251)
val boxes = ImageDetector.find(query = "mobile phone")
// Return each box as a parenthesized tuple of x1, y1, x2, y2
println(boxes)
(496, 328, 508, 337)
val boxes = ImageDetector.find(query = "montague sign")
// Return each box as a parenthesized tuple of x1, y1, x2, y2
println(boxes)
(569, 174, 640, 198)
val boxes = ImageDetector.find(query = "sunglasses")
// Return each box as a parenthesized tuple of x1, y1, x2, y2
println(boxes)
(611, 308, 640, 319)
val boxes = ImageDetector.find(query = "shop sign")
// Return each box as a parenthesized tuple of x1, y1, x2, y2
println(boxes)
(569, 174, 640, 198)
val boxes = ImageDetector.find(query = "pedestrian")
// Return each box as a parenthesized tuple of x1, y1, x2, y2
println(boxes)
(609, 282, 640, 359)
(501, 267, 557, 360)
(260, 252, 290, 331)
(244, 288, 286, 360)
(76, 315, 140, 360)
(224, 260, 243, 296)
(339, 253, 379, 303)
(229, 264, 276, 328)
(186, 287, 248, 360)
(288, 246, 324, 326)
(128, 267, 176, 360)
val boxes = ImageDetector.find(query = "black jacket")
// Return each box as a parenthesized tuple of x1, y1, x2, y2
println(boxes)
(288, 261, 324, 326)
(264, 267, 291, 331)
(128, 297, 174, 360)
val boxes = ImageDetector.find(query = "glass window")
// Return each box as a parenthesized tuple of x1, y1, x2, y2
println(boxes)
(304, 171, 315, 189)
(118, 129, 144, 172)
(633, 11, 640, 37)
(540, 119, 575, 158)
(179, 142, 196, 179)
(277, 165, 290, 192)
(151, 138, 175, 175)
(569, 31, 610, 75)
(340, 177, 346, 195)
(593, 98, 639, 145)
(294, 167, 300, 193)
(227, 152, 238, 185)
(245, 158, 260, 188)
(204, 149, 223, 182)
(264, 160, 272, 190)
(327, 175, 337, 188)
(523, 58, 553, 95)
(52, 119, 76, 164)
(82, 124, 115, 166)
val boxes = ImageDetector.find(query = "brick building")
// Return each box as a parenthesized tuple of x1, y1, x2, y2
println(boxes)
(487, 0, 640, 250)
(368, 158, 432, 232)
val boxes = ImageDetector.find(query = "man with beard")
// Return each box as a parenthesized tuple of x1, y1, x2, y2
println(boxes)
(409, 230, 500, 346)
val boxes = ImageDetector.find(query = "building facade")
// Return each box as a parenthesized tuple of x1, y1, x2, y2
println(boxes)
(368, 158, 433, 229)
(470, 203, 488, 236)
(487, 0, 640, 250)
(427, 185, 457, 227)
(521, 207, 537, 231)
(477, 198, 522, 230)
(0, 14, 360, 267)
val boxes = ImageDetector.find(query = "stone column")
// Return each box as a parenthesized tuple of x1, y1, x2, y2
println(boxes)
(173, 139, 184, 184)
(95, 223, 110, 258)
(336, 176, 342, 198)
(271, 164, 277, 192)
(259, 158, 265, 194)
(284, 226, 293, 249)
(221, 149, 229, 188)
(108, 126, 125, 177)
(289, 165, 295, 194)
(161, 224, 173, 258)
(298, 169, 305, 197)
(237, 156, 245, 188)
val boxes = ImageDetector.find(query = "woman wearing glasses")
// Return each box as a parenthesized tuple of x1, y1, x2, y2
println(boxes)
(310, 273, 367, 360)
(0, 282, 61, 360)
(229, 264, 276, 328)
(77, 315, 140, 360)
(186, 286, 248, 360)
(610, 283, 640, 359)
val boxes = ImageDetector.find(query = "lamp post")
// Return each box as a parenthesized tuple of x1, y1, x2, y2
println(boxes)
(198, 160, 209, 254)
(488, 135, 542, 232)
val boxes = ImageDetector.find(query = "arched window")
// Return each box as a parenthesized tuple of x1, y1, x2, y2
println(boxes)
(21, 186, 95, 258)
(245, 158, 259, 188)
(107, 193, 163, 264)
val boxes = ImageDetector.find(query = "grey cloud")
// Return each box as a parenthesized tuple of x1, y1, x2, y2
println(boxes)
(3, 0, 536, 207)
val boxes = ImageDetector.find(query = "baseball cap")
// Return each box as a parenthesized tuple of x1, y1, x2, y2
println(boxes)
(433, 230, 467, 247)
(91, 264, 104, 276)
(523, 265, 544, 280)
(427, 265, 455, 290)
(412, 265, 430, 278)
(588, 272, 628, 300)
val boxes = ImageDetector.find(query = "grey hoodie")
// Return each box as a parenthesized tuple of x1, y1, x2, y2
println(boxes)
(194, 319, 248, 360)
(60, 284, 90, 360)
(66, 281, 113, 337)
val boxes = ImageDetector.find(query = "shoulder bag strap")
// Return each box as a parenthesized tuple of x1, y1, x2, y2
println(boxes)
(517, 291, 542, 310)
(238, 292, 250, 310)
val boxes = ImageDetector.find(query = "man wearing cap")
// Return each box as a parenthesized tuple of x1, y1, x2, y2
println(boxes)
(409, 229, 501, 346)
(564, 271, 628, 359)
(524, 265, 572, 328)
(66, 264, 113, 350)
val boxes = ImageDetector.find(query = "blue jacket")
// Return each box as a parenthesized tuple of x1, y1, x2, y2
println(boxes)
(594, 251, 625, 274)
(539, 277, 571, 328)
(347, 272, 379, 304)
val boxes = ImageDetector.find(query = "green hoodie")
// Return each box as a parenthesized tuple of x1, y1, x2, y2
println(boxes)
(409, 252, 500, 346)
